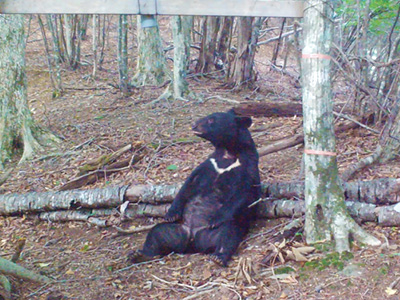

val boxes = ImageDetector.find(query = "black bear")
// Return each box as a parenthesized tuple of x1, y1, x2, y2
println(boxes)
(130, 109, 261, 266)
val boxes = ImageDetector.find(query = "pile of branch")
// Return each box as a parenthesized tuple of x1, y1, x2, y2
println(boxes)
(59, 142, 144, 191)
(2, 178, 400, 227)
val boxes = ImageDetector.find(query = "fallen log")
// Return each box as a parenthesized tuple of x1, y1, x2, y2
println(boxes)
(258, 120, 360, 157)
(1, 179, 400, 216)
(0, 186, 128, 215)
(233, 101, 303, 118)
(36, 199, 400, 227)
(233, 101, 357, 119)
(265, 178, 400, 205)
(261, 199, 400, 227)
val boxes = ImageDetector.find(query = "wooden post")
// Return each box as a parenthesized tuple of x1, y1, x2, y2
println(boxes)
(0, 0, 304, 17)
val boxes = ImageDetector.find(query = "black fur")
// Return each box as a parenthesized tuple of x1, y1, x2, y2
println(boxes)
(132, 110, 261, 266)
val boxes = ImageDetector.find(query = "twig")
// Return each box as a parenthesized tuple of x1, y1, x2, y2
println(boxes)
(113, 257, 165, 273)
(333, 112, 379, 134)
(151, 274, 196, 291)
(114, 224, 156, 234)
(72, 138, 95, 150)
(204, 95, 240, 104)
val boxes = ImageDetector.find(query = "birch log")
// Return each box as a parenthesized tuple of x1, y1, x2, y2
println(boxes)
(2, 179, 400, 216)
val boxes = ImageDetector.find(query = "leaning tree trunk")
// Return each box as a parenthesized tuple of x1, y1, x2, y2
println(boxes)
(228, 17, 262, 89)
(302, 0, 380, 252)
(0, 15, 60, 167)
(131, 16, 170, 87)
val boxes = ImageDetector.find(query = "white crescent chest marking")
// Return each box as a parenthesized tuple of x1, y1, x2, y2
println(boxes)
(210, 158, 241, 175)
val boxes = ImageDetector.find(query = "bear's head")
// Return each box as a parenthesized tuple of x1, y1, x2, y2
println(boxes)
(192, 110, 252, 149)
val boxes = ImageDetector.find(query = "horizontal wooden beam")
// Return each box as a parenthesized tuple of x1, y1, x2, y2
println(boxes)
(0, 0, 304, 17)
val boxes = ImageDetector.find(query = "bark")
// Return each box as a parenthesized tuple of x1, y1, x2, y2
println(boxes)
(62, 15, 82, 69)
(265, 178, 400, 205)
(158, 16, 196, 101)
(92, 14, 99, 77)
(0, 15, 60, 167)
(2, 179, 400, 216)
(302, 0, 380, 251)
(216, 17, 233, 72)
(37, 15, 63, 97)
(271, 18, 286, 66)
(228, 17, 262, 89)
(118, 15, 129, 95)
(0, 274, 11, 300)
(0, 256, 50, 284)
(131, 16, 170, 87)
(196, 17, 220, 73)
(39, 199, 400, 227)
(0, 185, 128, 215)
(259, 199, 400, 226)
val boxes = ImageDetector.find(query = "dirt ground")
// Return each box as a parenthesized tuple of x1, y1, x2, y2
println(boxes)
(1, 16, 400, 300)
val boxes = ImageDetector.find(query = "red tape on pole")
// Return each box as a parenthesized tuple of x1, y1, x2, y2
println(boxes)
(304, 149, 337, 156)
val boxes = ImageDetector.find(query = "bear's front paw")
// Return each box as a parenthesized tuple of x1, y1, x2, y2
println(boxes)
(209, 254, 228, 267)
(164, 210, 182, 222)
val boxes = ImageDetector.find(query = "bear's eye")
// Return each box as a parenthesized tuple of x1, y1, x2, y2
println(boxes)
(207, 118, 215, 125)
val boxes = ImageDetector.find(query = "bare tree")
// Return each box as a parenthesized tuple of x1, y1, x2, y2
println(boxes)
(301, 0, 380, 252)
(158, 16, 197, 101)
(0, 15, 60, 167)
(227, 17, 262, 89)
(131, 16, 170, 87)
(118, 15, 129, 95)
(195, 16, 220, 74)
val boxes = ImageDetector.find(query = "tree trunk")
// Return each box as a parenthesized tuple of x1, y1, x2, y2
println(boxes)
(62, 14, 82, 69)
(37, 15, 63, 97)
(302, 0, 380, 251)
(158, 16, 196, 101)
(228, 17, 261, 89)
(131, 16, 170, 87)
(92, 14, 99, 78)
(0, 15, 60, 167)
(118, 15, 129, 95)
(217, 17, 233, 73)
(196, 16, 220, 74)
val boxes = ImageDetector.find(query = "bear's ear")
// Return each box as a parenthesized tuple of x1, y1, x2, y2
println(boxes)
(227, 108, 236, 115)
(235, 116, 252, 128)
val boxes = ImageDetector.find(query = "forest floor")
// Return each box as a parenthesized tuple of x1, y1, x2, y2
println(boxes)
(1, 16, 400, 300)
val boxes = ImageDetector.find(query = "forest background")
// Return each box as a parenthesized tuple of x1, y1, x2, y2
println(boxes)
(1, 0, 400, 299)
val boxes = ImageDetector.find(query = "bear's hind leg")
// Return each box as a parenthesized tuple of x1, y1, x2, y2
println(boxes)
(129, 223, 190, 264)
(194, 222, 246, 267)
